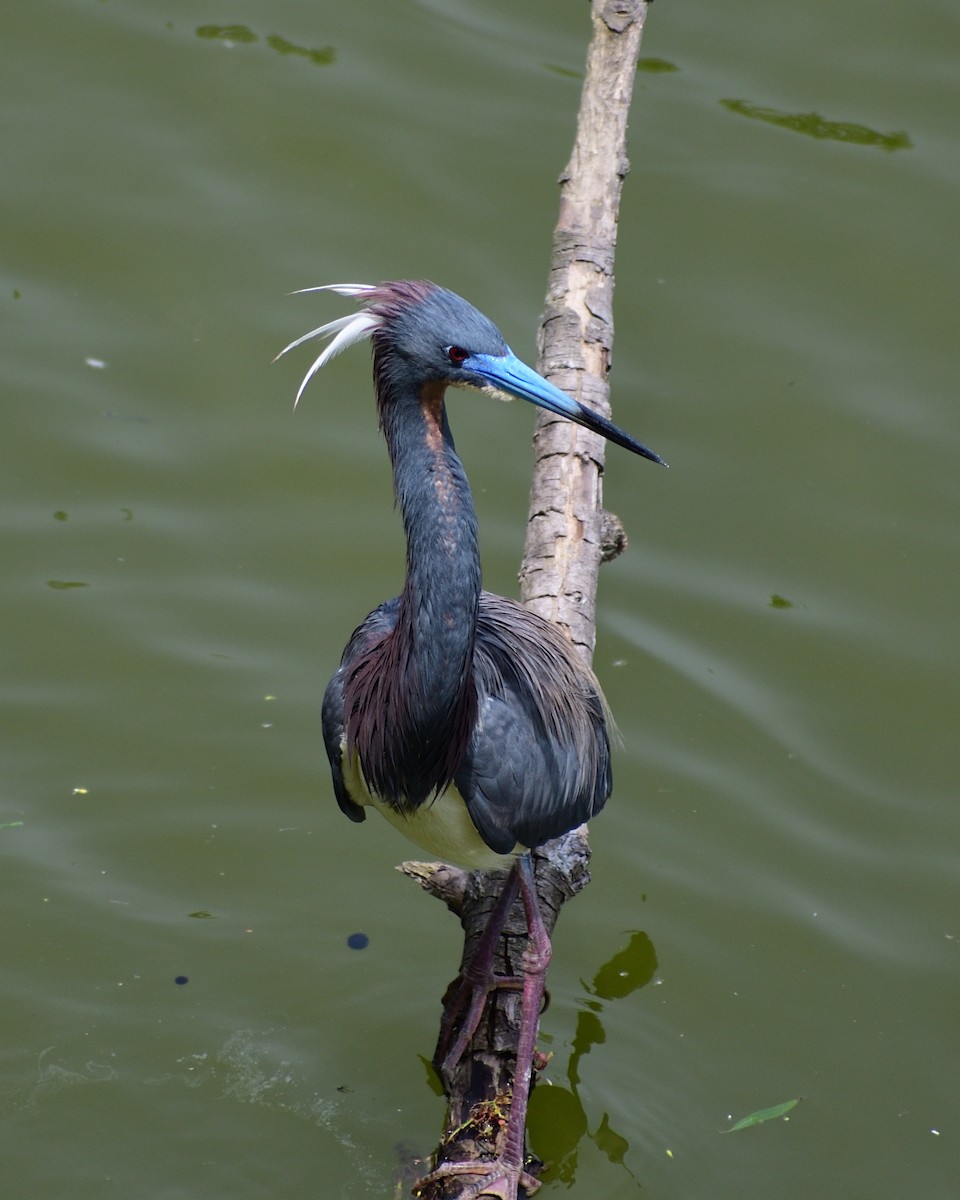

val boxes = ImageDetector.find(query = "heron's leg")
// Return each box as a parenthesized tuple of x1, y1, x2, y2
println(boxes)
(492, 853, 551, 1187)
(423, 854, 550, 1199)
(437, 862, 523, 1073)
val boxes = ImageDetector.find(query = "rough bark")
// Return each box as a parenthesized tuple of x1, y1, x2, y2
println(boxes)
(407, 3, 651, 1195)
(521, 0, 651, 649)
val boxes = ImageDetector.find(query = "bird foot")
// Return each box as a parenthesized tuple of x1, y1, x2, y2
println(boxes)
(418, 1156, 541, 1200)
(519, 939, 551, 978)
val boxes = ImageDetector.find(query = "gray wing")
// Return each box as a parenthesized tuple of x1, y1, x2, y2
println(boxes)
(322, 597, 400, 824)
(454, 593, 612, 855)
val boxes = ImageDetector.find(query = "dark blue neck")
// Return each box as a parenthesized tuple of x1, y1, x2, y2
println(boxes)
(372, 383, 481, 803)
(388, 384, 481, 691)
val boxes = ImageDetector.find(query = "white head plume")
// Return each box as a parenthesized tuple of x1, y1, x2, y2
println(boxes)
(275, 284, 381, 408)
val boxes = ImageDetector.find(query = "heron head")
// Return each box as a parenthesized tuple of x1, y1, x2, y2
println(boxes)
(276, 280, 666, 465)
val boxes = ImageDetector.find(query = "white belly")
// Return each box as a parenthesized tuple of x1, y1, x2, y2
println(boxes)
(341, 740, 520, 871)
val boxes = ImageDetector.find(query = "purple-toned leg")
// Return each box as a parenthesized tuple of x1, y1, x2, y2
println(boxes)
(436, 861, 523, 1073)
(423, 854, 551, 1199)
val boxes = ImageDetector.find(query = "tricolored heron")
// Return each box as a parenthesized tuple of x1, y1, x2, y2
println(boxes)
(278, 280, 664, 1199)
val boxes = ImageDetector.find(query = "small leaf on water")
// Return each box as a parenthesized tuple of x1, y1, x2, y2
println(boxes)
(265, 34, 335, 65)
(196, 24, 258, 44)
(724, 1098, 801, 1132)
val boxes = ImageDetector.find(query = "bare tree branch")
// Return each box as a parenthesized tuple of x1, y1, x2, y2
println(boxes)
(408, 4, 652, 1194)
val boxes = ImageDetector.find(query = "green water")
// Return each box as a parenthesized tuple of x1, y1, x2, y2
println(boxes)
(2, 1, 957, 1197)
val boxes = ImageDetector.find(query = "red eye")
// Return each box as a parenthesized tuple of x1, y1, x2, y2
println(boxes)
(446, 345, 469, 366)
